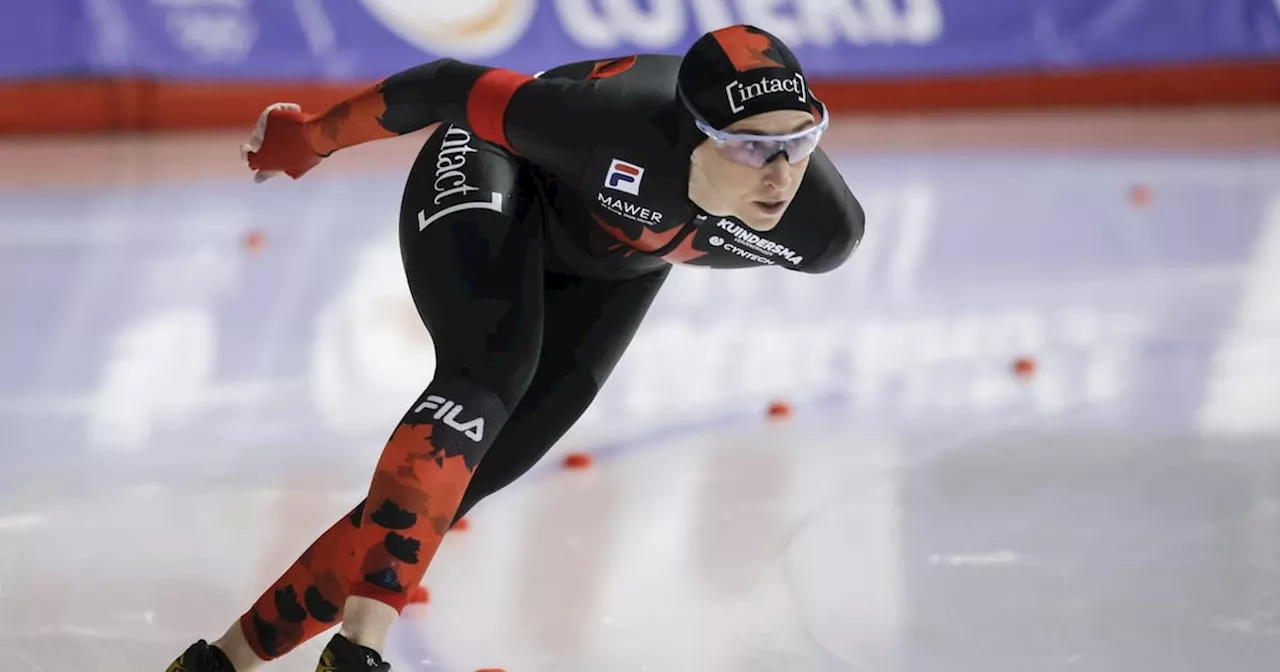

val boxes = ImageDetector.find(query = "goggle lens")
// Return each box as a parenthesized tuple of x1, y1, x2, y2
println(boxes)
(712, 130, 824, 168)
(693, 109, 829, 168)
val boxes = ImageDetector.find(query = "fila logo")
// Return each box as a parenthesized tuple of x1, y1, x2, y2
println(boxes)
(726, 73, 807, 114)
(414, 395, 485, 442)
(605, 159, 644, 196)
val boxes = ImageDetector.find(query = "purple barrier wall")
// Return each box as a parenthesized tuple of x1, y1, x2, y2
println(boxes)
(3, 0, 1279, 81)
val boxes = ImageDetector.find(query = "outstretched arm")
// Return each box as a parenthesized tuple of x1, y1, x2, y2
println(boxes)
(248, 58, 615, 182)
(301, 59, 490, 156)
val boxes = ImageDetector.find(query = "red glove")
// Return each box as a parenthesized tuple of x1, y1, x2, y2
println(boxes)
(240, 103, 324, 182)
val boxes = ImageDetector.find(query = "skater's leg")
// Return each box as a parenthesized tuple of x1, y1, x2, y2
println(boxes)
(454, 267, 670, 522)
(267, 267, 667, 665)
(163, 501, 365, 671)
(233, 502, 366, 663)
(336, 124, 545, 655)
(163, 125, 543, 671)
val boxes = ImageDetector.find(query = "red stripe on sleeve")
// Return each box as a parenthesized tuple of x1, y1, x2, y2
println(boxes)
(467, 69, 534, 153)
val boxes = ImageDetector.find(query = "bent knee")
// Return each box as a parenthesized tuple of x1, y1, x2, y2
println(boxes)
(435, 349, 540, 411)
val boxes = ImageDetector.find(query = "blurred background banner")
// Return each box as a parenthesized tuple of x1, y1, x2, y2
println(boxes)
(4, 0, 1279, 81)
(2, 0, 1279, 133)
(0, 1, 90, 78)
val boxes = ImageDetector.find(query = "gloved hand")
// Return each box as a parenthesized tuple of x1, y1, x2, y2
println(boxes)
(240, 103, 324, 183)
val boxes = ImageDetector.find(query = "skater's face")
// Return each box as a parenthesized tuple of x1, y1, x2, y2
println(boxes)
(690, 109, 817, 232)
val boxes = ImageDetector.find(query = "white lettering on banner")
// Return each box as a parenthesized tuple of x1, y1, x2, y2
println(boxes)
(414, 395, 485, 442)
(358, 0, 537, 58)
(795, 0, 942, 47)
(726, 73, 806, 113)
(553, 0, 943, 49)
(597, 193, 665, 225)
(605, 0, 685, 48)
(555, 0, 685, 48)
(553, 0, 615, 48)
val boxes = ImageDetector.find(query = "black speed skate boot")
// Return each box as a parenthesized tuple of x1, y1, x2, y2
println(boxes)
(165, 640, 235, 672)
(316, 633, 392, 672)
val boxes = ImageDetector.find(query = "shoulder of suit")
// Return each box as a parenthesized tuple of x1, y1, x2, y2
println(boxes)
(794, 151, 865, 274)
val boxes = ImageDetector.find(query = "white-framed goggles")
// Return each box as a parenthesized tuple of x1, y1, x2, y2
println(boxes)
(692, 110, 829, 168)
(678, 81, 830, 168)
